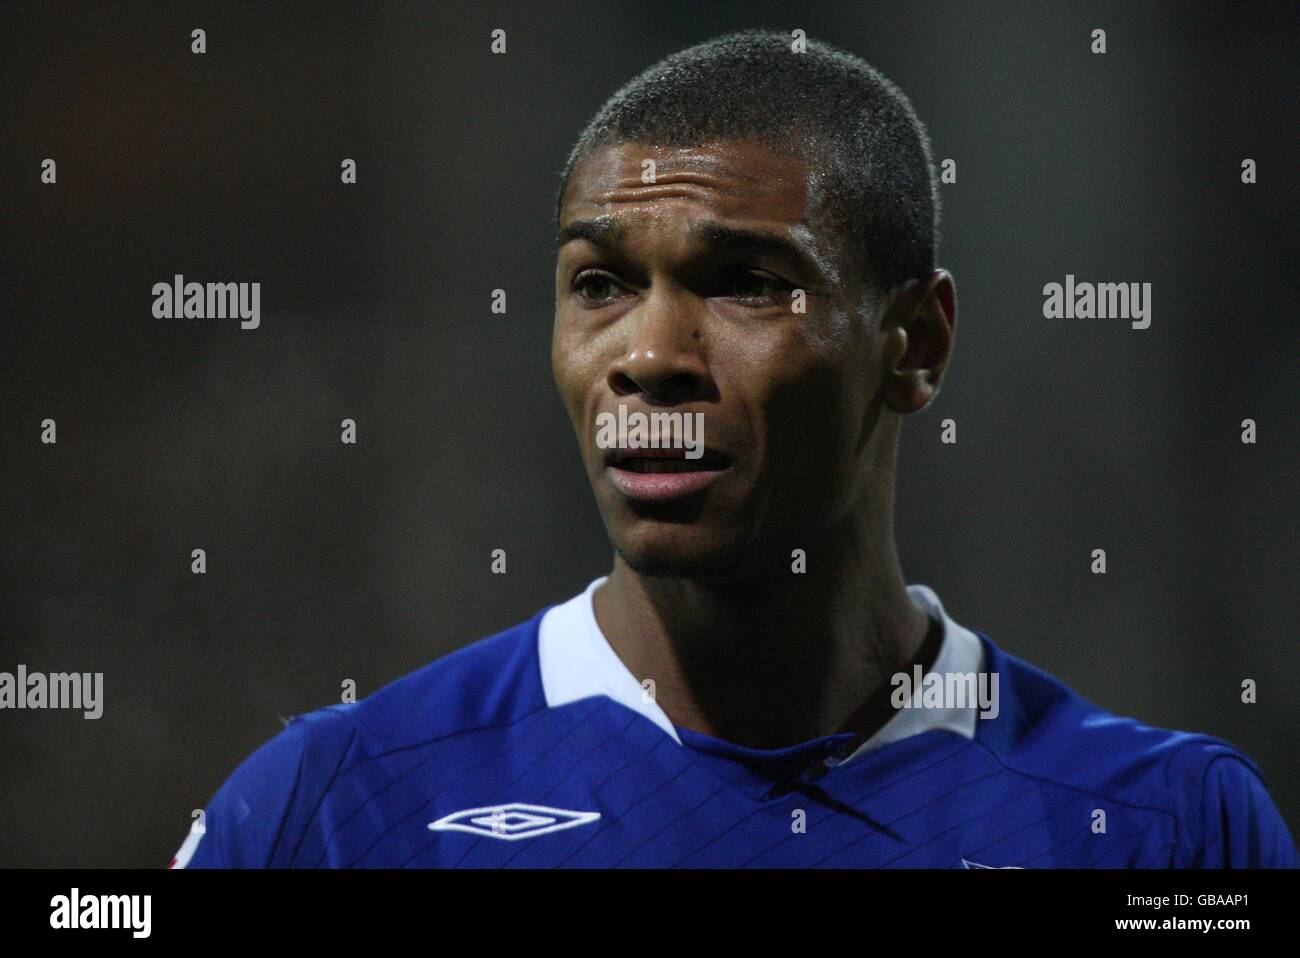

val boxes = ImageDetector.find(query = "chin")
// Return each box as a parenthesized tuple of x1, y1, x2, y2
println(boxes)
(610, 522, 758, 579)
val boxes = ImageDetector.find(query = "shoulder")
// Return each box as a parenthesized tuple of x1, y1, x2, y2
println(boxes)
(976, 635, 1298, 868)
(340, 608, 550, 751)
(173, 609, 549, 867)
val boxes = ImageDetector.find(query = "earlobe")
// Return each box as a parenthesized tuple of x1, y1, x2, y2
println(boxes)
(883, 367, 937, 415)
(881, 305, 947, 415)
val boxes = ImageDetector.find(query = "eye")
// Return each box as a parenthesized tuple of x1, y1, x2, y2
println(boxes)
(572, 270, 626, 305)
(728, 269, 792, 306)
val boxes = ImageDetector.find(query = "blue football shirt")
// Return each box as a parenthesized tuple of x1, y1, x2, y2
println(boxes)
(170, 580, 1298, 868)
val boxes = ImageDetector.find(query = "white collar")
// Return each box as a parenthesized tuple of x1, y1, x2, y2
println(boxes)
(537, 577, 985, 763)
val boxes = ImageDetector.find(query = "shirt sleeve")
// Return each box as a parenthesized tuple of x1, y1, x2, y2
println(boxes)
(1180, 751, 1300, 868)
(169, 708, 356, 868)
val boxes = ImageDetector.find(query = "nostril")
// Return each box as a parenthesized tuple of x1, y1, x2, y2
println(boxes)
(655, 372, 707, 405)
(608, 371, 640, 396)
(609, 360, 716, 404)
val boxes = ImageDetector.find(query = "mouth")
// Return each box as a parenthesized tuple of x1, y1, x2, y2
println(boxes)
(604, 448, 733, 502)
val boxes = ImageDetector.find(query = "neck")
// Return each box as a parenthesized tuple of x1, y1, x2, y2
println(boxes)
(592, 504, 935, 750)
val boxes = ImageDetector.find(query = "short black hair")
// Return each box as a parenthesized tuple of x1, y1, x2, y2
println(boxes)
(556, 28, 942, 305)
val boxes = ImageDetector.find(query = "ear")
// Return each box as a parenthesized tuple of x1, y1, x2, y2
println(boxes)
(880, 270, 956, 415)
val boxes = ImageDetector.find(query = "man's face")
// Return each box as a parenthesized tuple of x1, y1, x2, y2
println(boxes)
(553, 139, 882, 577)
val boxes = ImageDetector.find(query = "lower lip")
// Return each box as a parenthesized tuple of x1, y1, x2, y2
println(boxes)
(606, 465, 728, 502)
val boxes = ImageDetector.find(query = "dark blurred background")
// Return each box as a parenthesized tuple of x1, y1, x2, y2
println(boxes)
(0, 0, 1295, 866)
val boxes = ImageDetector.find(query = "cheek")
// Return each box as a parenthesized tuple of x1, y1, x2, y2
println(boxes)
(552, 341, 611, 447)
(552, 325, 590, 406)
(747, 341, 861, 480)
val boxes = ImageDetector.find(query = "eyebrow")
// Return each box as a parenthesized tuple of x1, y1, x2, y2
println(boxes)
(556, 217, 828, 280)
(556, 217, 623, 249)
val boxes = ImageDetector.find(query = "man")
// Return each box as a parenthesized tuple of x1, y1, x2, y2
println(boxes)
(171, 29, 1297, 868)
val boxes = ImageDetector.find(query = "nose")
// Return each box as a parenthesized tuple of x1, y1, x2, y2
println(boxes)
(607, 288, 715, 404)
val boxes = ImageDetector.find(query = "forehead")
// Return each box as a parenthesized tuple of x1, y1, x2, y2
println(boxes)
(558, 140, 849, 290)
(560, 139, 814, 230)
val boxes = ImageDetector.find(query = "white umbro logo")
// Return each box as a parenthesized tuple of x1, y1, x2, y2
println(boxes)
(428, 803, 601, 841)
(960, 857, 1023, 869)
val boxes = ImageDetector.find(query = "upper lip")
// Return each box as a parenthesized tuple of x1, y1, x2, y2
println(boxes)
(605, 446, 733, 468)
